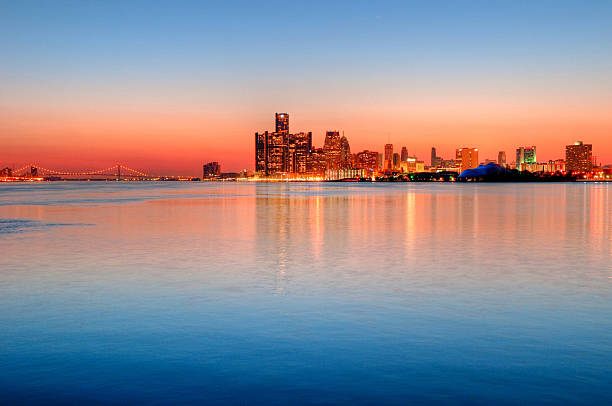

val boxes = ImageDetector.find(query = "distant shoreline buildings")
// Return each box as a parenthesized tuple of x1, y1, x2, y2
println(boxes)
(247, 112, 606, 181)
(255, 114, 354, 179)
(1, 112, 608, 182)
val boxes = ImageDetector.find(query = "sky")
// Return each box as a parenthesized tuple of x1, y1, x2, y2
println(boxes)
(1, 0, 611, 174)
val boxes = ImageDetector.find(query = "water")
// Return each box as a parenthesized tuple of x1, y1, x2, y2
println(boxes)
(1, 182, 611, 405)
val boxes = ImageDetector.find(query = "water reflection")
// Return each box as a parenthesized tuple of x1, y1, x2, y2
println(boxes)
(0, 182, 611, 404)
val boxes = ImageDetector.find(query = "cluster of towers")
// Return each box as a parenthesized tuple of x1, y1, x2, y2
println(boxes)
(255, 113, 352, 177)
(253, 113, 598, 179)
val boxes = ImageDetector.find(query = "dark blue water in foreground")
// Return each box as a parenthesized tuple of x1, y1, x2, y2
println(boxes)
(1, 182, 611, 405)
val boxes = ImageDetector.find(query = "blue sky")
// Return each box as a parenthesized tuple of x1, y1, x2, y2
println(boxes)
(2, 0, 612, 172)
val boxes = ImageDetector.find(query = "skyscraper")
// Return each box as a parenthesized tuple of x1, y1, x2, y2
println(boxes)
(456, 148, 479, 173)
(401, 147, 408, 162)
(267, 131, 287, 174)
(393, 153, 400, 170)
(565, 141, 593, 172)
(431, 147, 442, 167)
(340, 135, 351, 168)
(384, 144, 393, 171)
(255, 114, 290, 176)
(324, 131, 342, 170)
(287, 132, 312, 174)
(307, 147, 327, 175)
(275, 113, 289, 134)
(516, 146, 536, 171)
(255, 131, 269, 174)
(498, 151, 507, 167)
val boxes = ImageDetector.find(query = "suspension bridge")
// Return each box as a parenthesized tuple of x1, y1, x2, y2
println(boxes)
(1, 164, 152, 180)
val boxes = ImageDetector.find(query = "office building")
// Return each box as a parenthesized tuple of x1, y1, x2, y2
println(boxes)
(431, 147, 442, 167)
(255, 131, 269, 174)
(393, 153, 400, 170)
(203, 162, 221, 178)
(565, 141, 593, 172)
(456, 147, 479, 173)
(308, 147, 327, 175)
(275, 113, 289, 134)
(266, 132, 287, 174)
(384, 144, 393, 171)
(498, 151, 507, 167)
(340, 134, 351, 168)
(516, 146, 537, 171)
(355, 150, 379, 172)
(323, 131, 343, 170)
(255, 113, 310, 176)
(287, 132, 312, 174)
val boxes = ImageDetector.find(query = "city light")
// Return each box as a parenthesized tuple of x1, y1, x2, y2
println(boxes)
(2, 115, 609, 183)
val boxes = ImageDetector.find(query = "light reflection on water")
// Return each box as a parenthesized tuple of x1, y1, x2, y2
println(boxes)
(0, 182, 611, 405)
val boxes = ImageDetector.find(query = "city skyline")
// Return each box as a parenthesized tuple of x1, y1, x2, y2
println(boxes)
(3, 109, 608, 176)
(3, 3, 612, 404)
(2, 1, 612, 174)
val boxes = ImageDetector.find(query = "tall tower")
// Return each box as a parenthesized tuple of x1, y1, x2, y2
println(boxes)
(516, 146, 536, 171)
(565, 141, 593, 172)
(498, 151, 507, 167)
(340, 135, 351, 167)
(384, 144, 393, 171)
(275, 113, 289, 134)
(323, 131, 342, 170)
(456, 147, 479, 173)
(430, 147, 442, 167)
(255, 131, 269, 175)
(401, 147, 408, 162)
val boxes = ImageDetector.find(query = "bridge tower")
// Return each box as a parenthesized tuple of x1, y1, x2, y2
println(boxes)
(117, 164, 121, 181)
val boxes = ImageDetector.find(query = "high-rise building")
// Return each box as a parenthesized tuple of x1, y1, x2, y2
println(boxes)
(355, 150, 379, 172)
(255, 114, 289, 176)
(431, 147, 442, 167)
(323, 131, 342, 170)
(393, 153, 400, 170)
(516, 146, 536, 171)
(456, 147, 479, 173)
(255, 131, 269, 174)
(287, 132, 312, 174)
(255, 113, 361, 177)
(308, 147, 327, 175)
(384, 144, 393, 171)
(275, 113, 289, 134)
(566, 141, 593, 172)
(340, 134, 351, 168)
(498, 151, 507, 167)
(266, 131, 287, 174)
(401, 147, 409, 162)
(203, 162, 221, 178)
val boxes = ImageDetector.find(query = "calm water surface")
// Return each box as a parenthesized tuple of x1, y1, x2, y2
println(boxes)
(0, 182, 611, 405)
